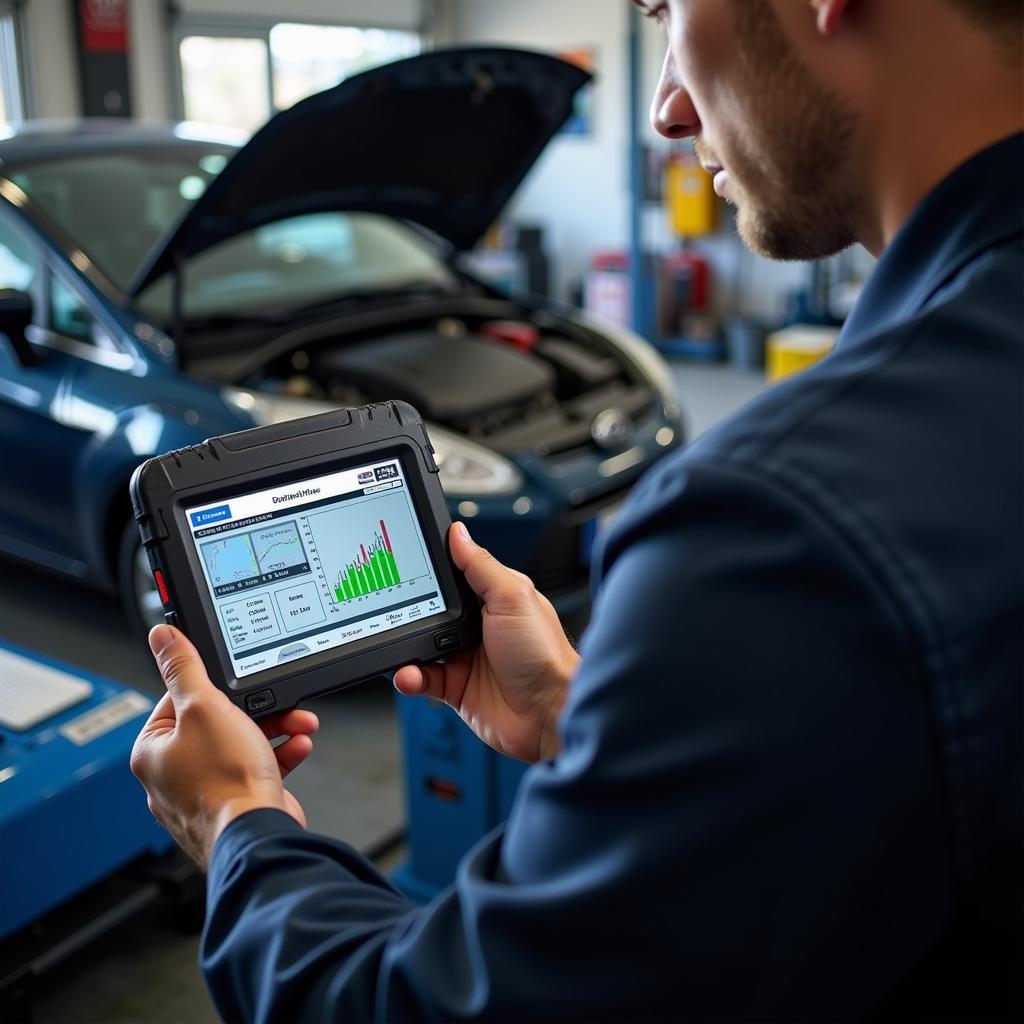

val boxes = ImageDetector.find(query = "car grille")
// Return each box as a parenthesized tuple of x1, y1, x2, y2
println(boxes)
(476, 383, 656, 457)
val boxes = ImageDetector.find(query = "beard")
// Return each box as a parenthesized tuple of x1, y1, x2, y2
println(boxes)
(702, 1, 865, 261)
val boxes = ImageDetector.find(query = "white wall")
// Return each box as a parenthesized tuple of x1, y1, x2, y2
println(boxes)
(21, 0, 80, 118)
(129, 0, 172, 120)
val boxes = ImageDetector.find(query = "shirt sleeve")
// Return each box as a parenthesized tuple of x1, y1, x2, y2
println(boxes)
(201, 456, 952, 1022)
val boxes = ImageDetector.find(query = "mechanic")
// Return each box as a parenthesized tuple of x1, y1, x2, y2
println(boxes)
(131, 0, 1023, 1019)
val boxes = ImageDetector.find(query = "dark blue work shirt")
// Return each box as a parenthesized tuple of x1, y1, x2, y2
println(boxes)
(201, 134, 1023, 1022)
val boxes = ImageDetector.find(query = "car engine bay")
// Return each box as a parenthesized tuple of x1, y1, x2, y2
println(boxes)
(188, 302, 659, 459)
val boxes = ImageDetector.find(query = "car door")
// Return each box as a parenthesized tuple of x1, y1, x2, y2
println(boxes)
(0, 210, 88, 573)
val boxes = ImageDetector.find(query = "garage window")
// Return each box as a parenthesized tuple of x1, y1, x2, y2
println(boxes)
(269, 24, 420, 112)
(179, 34, 271, 134)
(176, 20, 420, 134)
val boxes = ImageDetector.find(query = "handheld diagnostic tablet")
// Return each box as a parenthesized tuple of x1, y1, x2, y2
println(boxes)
(130, 402, 481, 718)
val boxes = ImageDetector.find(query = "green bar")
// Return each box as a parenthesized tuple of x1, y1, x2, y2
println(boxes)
(378, 549, 393, 587)
(341, 579, 353, 601)
(360, 565, 372, 595)
(334, 586, 344, 602)
(369, 553, 384, 591)
(386, 548, 400, 584)
(348, 566, 358, 596)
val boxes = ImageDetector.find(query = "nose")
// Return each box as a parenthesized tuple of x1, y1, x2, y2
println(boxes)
(650, 48, 700, 140)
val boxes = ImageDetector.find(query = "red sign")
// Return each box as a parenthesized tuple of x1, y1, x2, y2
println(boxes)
(78, 0, 129, 55)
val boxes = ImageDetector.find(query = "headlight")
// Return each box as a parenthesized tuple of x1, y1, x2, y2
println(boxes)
(571, 314, 682, 422)
(428, 425, 523, 496)
(221, 387, 341, 426)
(222, 388, 522, 497)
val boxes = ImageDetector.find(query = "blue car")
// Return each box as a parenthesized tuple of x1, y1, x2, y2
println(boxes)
(0, 48, 682, 634)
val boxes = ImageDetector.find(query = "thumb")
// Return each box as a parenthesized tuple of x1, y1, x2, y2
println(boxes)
(148, 624, 214, 706)
(449, 521, 528, 609)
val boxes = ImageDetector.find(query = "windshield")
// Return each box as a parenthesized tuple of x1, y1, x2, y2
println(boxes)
(139, 211, 452, 321)
(8, 146, 454, 318)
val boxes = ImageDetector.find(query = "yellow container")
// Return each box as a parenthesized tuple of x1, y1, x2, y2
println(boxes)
(666, 157, 718, 238)
(766, 325, 840, 382)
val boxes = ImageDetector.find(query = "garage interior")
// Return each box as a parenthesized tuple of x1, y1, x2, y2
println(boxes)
(0, 1, 894, 1021)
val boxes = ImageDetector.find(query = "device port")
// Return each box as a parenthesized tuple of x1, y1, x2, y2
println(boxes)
(245, 690, 276, 713)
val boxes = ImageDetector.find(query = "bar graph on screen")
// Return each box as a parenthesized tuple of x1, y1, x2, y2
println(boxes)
(334, 520, 402, 601)
(303, 488, 434, 609)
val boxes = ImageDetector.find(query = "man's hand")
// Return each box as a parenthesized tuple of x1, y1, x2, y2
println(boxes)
(394, 522, 580, 763)
(131, 625, 318, 871)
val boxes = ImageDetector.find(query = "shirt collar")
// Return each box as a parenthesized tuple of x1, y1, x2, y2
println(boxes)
(839, 131, 1024, 348)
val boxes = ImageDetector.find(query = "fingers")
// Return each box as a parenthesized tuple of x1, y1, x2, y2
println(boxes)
(260, 711, 318, 776)
(274, 734, 313, 778)
(394, 662, 443, 699)
(449, 523, 534, 609)
(148, 625, 216, 708)
(259, 709, 319, 741)
(394, 653, 472, 705)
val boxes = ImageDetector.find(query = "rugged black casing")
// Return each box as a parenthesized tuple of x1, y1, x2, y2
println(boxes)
(129, 401, 481, 719)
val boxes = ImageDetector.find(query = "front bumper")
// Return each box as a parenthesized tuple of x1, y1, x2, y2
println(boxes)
(444, 407, 681, 613)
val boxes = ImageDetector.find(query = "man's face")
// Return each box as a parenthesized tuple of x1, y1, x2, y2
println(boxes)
(641, 0, 864, 261)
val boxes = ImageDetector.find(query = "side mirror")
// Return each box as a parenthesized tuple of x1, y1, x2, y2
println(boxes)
(0, 289, 38, 367)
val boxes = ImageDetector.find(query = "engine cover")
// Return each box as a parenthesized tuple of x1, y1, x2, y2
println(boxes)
(314, 332, 556, 422)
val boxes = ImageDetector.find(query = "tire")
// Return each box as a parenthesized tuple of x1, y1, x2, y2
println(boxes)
(117, 517, 165, 637)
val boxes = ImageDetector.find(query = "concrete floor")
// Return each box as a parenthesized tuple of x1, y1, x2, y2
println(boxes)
(1, 359, 767, 1024)
(674, 361, 769, 441)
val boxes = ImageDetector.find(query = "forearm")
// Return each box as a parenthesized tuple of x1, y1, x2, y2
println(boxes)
(202, 809, 416, 1024)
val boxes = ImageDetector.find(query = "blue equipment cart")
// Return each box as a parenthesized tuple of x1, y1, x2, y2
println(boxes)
(392, 693, 528, 902)
(0, 642, 174, 939)
(0, 643, 191, 1017)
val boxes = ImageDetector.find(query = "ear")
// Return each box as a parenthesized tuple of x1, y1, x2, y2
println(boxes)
(809, 0, 854, 35)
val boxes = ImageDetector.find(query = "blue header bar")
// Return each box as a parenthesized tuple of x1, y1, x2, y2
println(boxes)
(190, 504, 231, 528)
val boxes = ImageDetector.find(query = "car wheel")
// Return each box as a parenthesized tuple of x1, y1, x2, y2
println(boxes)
(118, 518, 165, 636)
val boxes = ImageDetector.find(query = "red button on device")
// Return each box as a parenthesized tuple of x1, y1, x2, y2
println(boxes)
(154, 569, 169, 605)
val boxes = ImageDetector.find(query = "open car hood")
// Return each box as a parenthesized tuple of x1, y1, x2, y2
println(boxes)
(128, 47, 591, 296)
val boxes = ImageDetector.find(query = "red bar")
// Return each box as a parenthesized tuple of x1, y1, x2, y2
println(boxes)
(154, 570, 169, 605)
(360, 544, 368, 566)
(380, 519, 393, 553)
